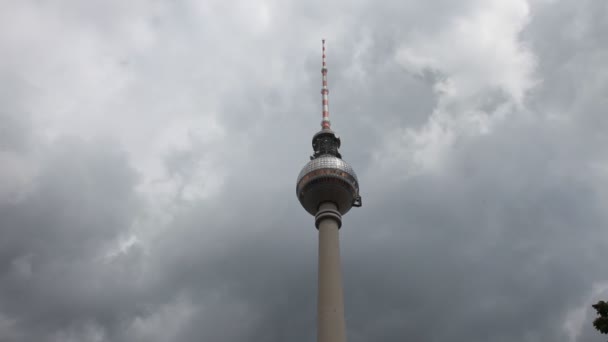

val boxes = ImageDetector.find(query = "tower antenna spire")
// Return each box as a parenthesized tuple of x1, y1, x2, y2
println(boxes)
(321, 39, 331, 130)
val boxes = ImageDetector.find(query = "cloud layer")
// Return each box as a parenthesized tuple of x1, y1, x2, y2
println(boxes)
(1, 0, 608, 341)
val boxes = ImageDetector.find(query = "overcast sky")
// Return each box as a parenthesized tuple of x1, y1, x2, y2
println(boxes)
(1, 0, 608, 341)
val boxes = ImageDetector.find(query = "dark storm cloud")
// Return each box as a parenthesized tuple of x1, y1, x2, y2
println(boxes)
(0, 138, 143, 340)
(1, 0, 608, 341)
(346, 118, 607, 341)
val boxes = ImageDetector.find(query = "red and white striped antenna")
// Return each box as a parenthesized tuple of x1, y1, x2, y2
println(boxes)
(321, 39, 331, 130)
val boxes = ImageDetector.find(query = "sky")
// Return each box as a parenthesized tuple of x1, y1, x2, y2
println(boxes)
(0, 0, 607, 341)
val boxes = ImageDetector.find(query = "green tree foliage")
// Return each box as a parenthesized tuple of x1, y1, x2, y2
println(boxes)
(592, 301, 608, 339)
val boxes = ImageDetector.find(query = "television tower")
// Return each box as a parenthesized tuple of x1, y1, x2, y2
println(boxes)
(296, 40, 362, 342)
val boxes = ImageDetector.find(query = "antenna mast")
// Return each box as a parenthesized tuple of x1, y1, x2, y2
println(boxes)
(321, 39, 331, 130)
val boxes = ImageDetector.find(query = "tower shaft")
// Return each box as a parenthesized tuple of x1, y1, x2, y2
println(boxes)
(316, 202, 346, 342)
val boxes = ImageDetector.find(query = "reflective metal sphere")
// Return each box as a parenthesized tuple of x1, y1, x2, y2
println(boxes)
(296, 155, 360, 215)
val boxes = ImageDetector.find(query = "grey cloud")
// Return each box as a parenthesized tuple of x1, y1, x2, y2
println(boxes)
(1, 0, 608, 341)
(0, 137, 143, 341)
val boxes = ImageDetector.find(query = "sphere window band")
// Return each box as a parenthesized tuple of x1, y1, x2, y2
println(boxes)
(297, 169, 359, 193)
(297, 156, 358, 185)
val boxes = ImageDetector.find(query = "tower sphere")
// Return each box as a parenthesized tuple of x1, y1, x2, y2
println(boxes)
(296, 154, 360, 216)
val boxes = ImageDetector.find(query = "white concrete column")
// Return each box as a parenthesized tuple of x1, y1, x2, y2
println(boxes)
(315, 202, 346, 342)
